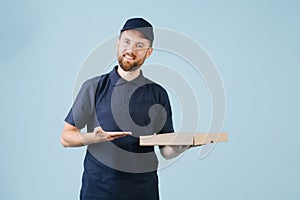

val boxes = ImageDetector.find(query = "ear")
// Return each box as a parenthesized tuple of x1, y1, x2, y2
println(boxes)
(145, 47, 153, 58)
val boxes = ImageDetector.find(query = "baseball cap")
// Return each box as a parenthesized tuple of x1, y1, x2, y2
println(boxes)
(120, 18, 154, 42)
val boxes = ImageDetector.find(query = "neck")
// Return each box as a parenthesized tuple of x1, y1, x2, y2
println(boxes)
(117, 66, 141, 81)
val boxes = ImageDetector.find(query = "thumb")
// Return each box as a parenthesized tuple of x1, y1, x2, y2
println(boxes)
(94, 126, 104, 134)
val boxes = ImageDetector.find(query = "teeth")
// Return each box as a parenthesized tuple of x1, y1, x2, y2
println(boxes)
(125, 54, 134, 60)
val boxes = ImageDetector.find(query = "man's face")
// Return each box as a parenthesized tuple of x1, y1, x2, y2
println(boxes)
(117, 29, 153, 71)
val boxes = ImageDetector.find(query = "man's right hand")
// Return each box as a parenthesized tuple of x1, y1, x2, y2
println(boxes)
(92, 126, 132, 143)
(60, 123, 131, 147)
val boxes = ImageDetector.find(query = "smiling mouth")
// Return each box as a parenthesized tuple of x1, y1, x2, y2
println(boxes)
(123, 54, 136, 61)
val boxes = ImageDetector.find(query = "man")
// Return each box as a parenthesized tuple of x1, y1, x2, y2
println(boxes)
(61, 17, 186, 200)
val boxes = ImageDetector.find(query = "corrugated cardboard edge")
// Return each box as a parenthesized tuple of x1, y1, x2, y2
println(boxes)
(139, 133, 193, 146)
(139, 132, 228, 146)
(192, 132, 228, 146)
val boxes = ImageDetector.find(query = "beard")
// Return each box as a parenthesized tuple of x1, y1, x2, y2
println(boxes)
(118, 52, 146, 72)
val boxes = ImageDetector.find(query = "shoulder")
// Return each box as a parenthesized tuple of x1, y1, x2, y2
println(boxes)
(143, 77, 170, 103)
(76, 74, 109, 98)
(144, 77, 168, 95)
(81, 73, 110, 88)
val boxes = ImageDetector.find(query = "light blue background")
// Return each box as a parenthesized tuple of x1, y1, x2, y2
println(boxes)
(1, 0, 299, 199)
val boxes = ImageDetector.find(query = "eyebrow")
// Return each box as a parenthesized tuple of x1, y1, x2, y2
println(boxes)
(123, 37, 145, 45)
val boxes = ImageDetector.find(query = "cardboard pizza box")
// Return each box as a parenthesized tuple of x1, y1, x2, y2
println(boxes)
(139, 132, 228, 146)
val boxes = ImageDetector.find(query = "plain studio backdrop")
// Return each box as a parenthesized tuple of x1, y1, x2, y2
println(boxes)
(0, 0, 299, 200)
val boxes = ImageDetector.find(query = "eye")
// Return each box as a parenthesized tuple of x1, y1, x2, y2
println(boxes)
(123, 39, 130, 45)
(136, 43, 144, 48)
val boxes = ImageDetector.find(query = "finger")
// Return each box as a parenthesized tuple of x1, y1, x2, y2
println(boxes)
(107, 131, 132, 136)
(107, 135, 127, 141)
(106, 132, 132, 141)
(94, 126, 104, 134)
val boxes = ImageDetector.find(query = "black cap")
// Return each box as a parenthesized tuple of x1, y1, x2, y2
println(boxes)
(120, 18, 154, 42)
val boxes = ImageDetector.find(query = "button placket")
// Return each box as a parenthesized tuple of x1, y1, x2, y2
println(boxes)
(127, 85, 130, 103)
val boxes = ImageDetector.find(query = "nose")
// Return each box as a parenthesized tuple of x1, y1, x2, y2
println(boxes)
(125, 43, 137, 54)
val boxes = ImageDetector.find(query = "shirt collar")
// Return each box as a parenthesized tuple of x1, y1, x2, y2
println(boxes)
(109, 66, 149, 86)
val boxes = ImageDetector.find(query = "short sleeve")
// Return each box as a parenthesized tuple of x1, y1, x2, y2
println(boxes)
(156, 88, 174, 134)
(65, 108, 76, 126)
(64, 77, 100, 130)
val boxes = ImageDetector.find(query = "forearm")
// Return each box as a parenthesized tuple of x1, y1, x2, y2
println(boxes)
(60, 130, 95, 147)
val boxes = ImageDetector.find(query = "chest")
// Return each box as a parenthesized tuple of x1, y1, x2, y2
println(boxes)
(95, 83, 161, 132)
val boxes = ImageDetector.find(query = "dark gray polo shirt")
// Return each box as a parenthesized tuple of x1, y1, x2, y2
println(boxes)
(65, 66, 174, 200)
